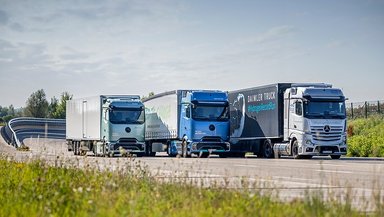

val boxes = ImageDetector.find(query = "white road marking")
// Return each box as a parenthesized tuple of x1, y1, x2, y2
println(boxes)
(234, 164, 260, 168)
(315, 169, 353, 174)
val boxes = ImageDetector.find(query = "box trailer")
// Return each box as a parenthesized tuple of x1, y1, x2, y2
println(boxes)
(66, 95, 145, 157)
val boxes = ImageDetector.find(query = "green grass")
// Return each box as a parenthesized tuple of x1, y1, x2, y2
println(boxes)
(347, 116, 384, 157)
(0, 157, 377, 217)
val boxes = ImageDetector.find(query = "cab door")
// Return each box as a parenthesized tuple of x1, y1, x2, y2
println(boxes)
(289, 99, 304, 135)
(179, 103, 191, 139)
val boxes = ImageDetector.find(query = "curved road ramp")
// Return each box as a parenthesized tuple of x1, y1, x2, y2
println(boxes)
(0, 117, 65, 148)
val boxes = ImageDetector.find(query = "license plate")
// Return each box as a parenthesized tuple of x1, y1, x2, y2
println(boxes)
(322, 151, 332, 154)
(208, 149, 216, 152)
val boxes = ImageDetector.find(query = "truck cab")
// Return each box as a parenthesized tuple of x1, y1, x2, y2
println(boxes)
(96, 96, 146, 157)
(178, 90, 231, 157)
(279, 84, 347, 159)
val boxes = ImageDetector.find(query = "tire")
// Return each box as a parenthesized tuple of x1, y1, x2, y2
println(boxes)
(136, 153, 144, 157)
(198, 152, 209, 158)
(167, 144, 176, 157)
(292, 140, 302, 159)
(261, 139, 274, 158)
(219, 153, 228, 158)
(73, 141, 79, 156)
(233, 153, 246, 158)
(145, 142, 156, 157)
(182, 140, 190, 158)
(330, 155, 341, 159)
(230, 152, 245, 158)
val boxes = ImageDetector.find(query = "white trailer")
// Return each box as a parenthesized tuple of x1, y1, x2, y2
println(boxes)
(66, 95, 146, 157)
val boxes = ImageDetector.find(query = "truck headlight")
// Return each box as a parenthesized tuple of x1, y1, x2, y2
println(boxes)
(305, 140, 312, 145)
(192, 143, 197, 150)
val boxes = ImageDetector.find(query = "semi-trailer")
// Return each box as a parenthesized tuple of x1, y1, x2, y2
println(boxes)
(66, 95, 145, 157)
(143, 90, 231, 157)
(229, 83, 347, 159)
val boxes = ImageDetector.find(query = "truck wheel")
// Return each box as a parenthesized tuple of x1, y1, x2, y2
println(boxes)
(182, 140, 190, 158)
(261, 139, 274, 158)
(198, 152, 209, 158)
(145, 142, 156, 157)
(292, 140, 302, 159)
(167, 144, 176, 157)
(330, 155, 341, 159)
(74, 141, 79, 156)
(72, 142, 76, 155)
(219, 153, 228, 158)
(136, 153, 144, 157)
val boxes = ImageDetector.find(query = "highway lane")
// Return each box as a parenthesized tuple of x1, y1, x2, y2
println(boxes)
(1, 136, 383, 211)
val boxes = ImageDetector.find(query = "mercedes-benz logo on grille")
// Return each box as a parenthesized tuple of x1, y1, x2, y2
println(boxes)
(209, 124, 215, 131)
(324, 125, 331, 132)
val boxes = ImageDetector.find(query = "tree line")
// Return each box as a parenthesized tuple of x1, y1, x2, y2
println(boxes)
(0, 89, 72, 124)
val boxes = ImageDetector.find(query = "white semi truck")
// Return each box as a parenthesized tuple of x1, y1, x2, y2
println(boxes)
(66, 95, 145, 157)
(229, 83, 347, 159)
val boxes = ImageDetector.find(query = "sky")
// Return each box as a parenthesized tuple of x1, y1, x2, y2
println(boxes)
(0, 0, 383, 107)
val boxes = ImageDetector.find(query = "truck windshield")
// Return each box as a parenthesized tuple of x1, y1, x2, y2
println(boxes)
(110, 108, 145, 124)
(304, 101, 346, 119)
(192, 105, 229, 121)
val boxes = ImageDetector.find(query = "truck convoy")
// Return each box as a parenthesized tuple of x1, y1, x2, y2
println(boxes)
(143, 90, 231, 158)
(229, 83, 347, 159)
(66, 95, 145, 157)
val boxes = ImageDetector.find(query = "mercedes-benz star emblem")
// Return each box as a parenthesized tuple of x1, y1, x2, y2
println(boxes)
(324, 125, 331, 132)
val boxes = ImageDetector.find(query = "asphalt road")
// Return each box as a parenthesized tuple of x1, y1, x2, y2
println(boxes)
(1, 135, 383, 211)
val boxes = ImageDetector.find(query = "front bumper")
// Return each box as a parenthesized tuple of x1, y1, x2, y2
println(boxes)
(190, 141, 231, 153)
(301, 145, 347, 156)
(109, 141, 145, 154)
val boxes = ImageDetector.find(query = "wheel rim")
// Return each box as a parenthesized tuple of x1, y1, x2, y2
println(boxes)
(182, 141, 187, 157)
(264, 141, 272, 158)
(292, 141, 298, 157)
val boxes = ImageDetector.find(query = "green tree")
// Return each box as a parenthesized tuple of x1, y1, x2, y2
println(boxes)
(8, 105, 15, 116)
(48, 96, 59, 118)
(51, 92, 73, 119)
(24, 89, 49, 118)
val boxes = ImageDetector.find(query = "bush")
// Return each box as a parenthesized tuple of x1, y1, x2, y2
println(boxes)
(347, 116, 384, 157)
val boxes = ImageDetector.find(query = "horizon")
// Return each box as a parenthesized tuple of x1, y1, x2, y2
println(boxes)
(1, 0, 383, 107)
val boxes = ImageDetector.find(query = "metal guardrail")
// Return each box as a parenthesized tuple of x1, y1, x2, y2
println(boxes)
(0, 117, 66, 148)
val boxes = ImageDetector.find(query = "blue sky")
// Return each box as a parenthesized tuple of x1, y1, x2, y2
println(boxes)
(0, 0, 383, 107)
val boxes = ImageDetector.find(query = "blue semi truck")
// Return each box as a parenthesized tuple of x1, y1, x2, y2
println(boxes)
(143, 90, 231, 158)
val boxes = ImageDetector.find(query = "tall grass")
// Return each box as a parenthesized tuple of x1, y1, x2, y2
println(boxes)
(347, 116, 384, 157)
(0, 157, 373, 217)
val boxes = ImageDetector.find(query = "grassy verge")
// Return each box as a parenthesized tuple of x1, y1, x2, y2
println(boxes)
(0, 158, 376, 217)
(347, 116, 384, 157)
